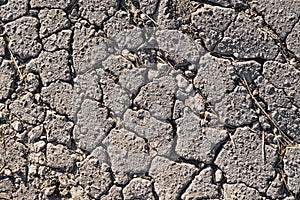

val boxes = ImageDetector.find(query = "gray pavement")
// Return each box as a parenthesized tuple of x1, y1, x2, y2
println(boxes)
(0, 0, 299, 199)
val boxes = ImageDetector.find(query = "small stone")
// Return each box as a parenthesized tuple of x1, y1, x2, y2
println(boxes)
(28, 125, 43, 143)
(184, 70, 195, 78)
(24, 73, 40, 93)
(11, 121, 23, 132)
(69, 185, 85, 199)
(33, 141, 46, 152)
(215, 169, 223, 182)
(101, 185, 123, 200)
(3, 168, 12, 176)
(28, 164, 37, 177)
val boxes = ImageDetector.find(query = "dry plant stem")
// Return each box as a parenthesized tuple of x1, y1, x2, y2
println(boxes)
(139, 9, 159, 27)
(8, 48, 24, 81)
(262, 132, 266, 164)
(249, 128, 266, 164)
(241, 77, 294, 148)
(280, 170, 291, 193)
(122, 1, 159, 27)
(229, 132, 236, 149)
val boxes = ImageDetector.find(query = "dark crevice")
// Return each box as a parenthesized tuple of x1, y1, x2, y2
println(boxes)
(192, 0, 232, 8)
(64, 0, 79, 15)
(177, 169, 200, 200)
(0, 0, 7, 6)
(211, 13, 238, 52)
(168, 95, 177, 138)
(99, 166, 116, 198)
(167, 94, 181, 161)
(245, 3, 297, 64)
(39, 98, 72, 123)
(151, 180, 159, 200)
(176, 157, 203, 168)
(211, 51, 267, 65)
(212, 134, 231, 162)
(128, 85, 144, 109)
(66, 27, 75, 86)
(26, 0, 31, 16)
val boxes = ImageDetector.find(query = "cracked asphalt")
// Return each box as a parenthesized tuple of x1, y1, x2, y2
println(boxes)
(0, 0, 300, 199)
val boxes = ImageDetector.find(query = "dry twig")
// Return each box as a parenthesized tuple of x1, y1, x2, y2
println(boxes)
(8, 48, 25, 81)
(241, 77, 295, 149)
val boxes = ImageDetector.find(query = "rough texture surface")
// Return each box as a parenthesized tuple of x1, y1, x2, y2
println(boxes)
(284, 146, 300, 195)
(149, 156, 199, 200)
(176, 108, 227, 163)
(28, 50, 71, 85)
(223, 183, 263, 200)
(191, 4, 236, 51)
(0, 0, 299, 199)
(248, 0, 300, 40)
(215, 127, 278, 192)
(0, 60, 15, 101)
(286, 21, 300, 58)
(5, 17, 42, 60)
(38, 8, 70, 38)
(182, 167, 219, 199)
(123, 178, 155, 200)
(214, 13, 279, 59)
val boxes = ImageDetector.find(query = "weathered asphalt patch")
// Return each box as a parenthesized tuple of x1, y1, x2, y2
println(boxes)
(0, 0, 299, 199)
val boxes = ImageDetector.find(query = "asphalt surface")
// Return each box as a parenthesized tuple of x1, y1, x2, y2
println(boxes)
(0, 0, 300, 199)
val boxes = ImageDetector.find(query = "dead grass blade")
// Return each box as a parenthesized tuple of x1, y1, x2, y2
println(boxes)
(241, 77, 295, 149)
(8, 48, 24, 81)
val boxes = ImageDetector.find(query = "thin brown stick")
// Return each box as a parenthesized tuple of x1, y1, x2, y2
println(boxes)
(241, 77, 294, 147)
(262, 132, 266, 164)
(8, 48, 24, 81)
